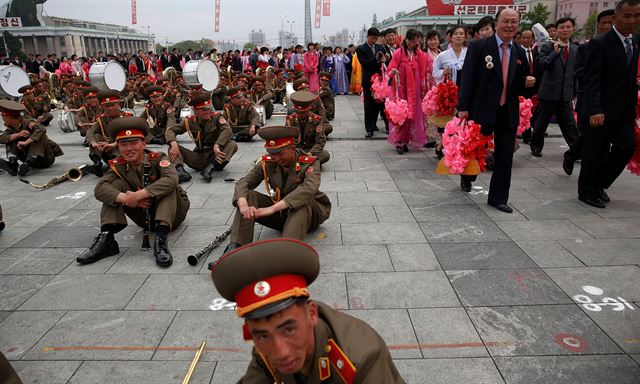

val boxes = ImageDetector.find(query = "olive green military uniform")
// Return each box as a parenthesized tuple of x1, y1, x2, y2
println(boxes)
(286, 112, 330, 164)
(86, 111, 134, 161)
(272, 76, 286, 104)
(223, 100, 261, 140)
(24, 95, 53, 126)
(141, 102, 174, 144)
(251, 88, 274, 120)
(211, 83, 228, 110)
(0, 117, 62, 168)
(165, 113, 237, 171)
(319, 86, 335, 121)
(95, 149, 190, 231)
(65, 93, 84, 111)
(292, 78, 333, 135)
(230, 148, 331, 245)
(75, 105, 102, 136)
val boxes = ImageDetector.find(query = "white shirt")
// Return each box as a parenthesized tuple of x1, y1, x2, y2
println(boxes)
(432, 46, 467, 84)
(613, 25, 633, 46)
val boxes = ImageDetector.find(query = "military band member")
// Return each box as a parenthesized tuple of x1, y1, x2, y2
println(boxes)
(223, 86, 261, 142)
(64, 86, 84, 112)
(0, 100, 63, 176)
(224, 126, 331, 252)
(188, 83, 210, 102)
(122, 77, 136, 109)
(86, 90, 133, 177)
(211, 75, 230, 110)
(288, 91, 330, 165)
(293, 78, 333, 135)
(140, 85, 175, 145)
(75, 87, 102, 137)
(166, 94, 238, 183)
(77, 117, 190, 267)
(19, 85, 54, 126)
(250, 76, 274, 120)
(210, 238, 405, 384)
(319, 72, 335, 121)
(157, 76, 183, 113)
(272, 68, 287, 104)
(238, 74, 252, 98)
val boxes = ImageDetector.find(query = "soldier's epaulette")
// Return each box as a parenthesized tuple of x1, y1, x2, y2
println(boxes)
(287, 113, 298, 120)
(326, 338, 356, 384)
(298, 155, 316, 164)
(35, 97, 44, 102)
(211, 111, 222, 116)
(121, 110, 134, 116)
(108, 157, 126, 166)
(311, 114, 321, 121)
(147, 151, 160, 160)
(261, 155, 275, 162)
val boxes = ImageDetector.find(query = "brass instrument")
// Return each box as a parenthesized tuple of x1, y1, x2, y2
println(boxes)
(265, 65, 275, 92)
(226, 65, 232, 83)
(19, 165, 88, 189)
(163, 67, 178, 87)
(181, 341, 206, 384)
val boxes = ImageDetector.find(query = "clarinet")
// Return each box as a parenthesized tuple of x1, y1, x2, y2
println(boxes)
(188, 228, 232, 266)
(141, 153, 151, 251)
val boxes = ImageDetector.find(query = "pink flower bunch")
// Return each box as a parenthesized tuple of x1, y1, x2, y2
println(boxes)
(421, 86, 438, 117)
(442, 117, 494, 174)
(518, 96, 533, 135)
(385, 98, 409, 126)
(370, 73, 390, 103)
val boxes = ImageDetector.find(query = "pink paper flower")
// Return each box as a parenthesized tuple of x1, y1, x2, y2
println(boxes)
(517, 97, 533, 135)
(442, 117, 494, 174)
(385, 98, 409, 126)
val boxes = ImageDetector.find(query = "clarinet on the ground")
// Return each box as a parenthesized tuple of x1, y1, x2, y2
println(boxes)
(141, 153, 151, 251)
(188, 228, 232, 266)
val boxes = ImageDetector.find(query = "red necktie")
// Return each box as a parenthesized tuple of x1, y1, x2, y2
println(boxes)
(500, 42, 509, 106)
(563, 46, 569, 61)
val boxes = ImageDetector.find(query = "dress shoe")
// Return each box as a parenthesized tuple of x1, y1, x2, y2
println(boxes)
(92, 161, 104, 177)
(562, 157, 574, 175)
(208, 242, 241, 270)
(424, 141, 436, 149)
(373, 126, 380, 131)
(0, 220, 5, 232)
(200, 163, 215, 183)
(403, 144, 409, 153)
(154, 236, 173, 267)
(0, 158, 17, 176)
(598, 188, 610, 203)
(17, 162, 30, 176)
(395, 146, 404, 155)
(460, 178, 472, 192)
(175, 164, 192, 183)
(531, 149, 542, 157)
(579, 195, 606, 208)
(488, 202, 513, 213)
(365, 131, 373, 139)
(435, 148, 444, 159)
(76, 232, 120, 264)
(522, 128, 532, 144)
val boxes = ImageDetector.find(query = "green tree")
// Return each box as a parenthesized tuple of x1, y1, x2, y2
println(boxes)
(580, 11, 598, 38)
(244, 42, 256, 50)
(521, 4, 551, 31)
(1, 31, 25, 59)
(155, 43, 165, 54)
(371, 13, 379, 28)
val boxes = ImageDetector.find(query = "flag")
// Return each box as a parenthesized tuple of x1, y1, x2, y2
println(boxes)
(131, 0, 137, 24)
(315, 0, 321, 28)
(215, 0, 221, 32)
(323, 0, 330, 16)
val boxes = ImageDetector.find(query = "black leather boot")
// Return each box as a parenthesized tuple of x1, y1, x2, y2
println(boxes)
(17, 156, 35, 177)
(0, 158, 16, 176)
(207, 242, 241, 270)
(154, 235, 173, 267)
(175, 164, 192, 183)
(89, 155, 104, 177)
(76, 232, 120, 264)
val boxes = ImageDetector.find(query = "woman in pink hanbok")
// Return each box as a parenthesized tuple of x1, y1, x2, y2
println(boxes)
(303, 43, 320, 92)
(386, 29, 427, 154)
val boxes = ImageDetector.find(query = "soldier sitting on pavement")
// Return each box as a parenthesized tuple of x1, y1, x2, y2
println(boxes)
(287, 90, 330, 165)
(140, 85, 176, 145)
(250, 76, 274, 120)
(19, 84, 53, 126)
(292, 77, 333, 136)
(319, 72, 336, 121)
(222, 126, 331, 255)
(211, 75, 230, 111)
(166, 94, 237, 183)
(271, 68, 287, 104)
(223, 86, 261, 142)
(0, 100, 63, 177)
(75, 87, 102, 140)
(210, 238, 405, 384)
(76, 117, 190, 267)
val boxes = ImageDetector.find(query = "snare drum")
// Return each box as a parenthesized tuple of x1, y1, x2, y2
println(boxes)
(57, 110, 77, 133)
(183, 60, 220, 92)
(89, 62, 126, 91)
(0, 65, 30, 98)
(255, 105, 267, 126)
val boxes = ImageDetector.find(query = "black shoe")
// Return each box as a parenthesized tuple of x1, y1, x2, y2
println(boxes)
(460, 178, 472, 192)
(17, 162, 30, 176)
(153, 236, 173, 267)
(599, 188, 610, 203)
(175, 165, 192, 183)
(403, 144, 409, 153)
(424, 141, 436, 149)
(522, 128, 532, 144)
(365, 131, 373, 139)
(579, 195, 606, 208)
(488, 202, 513, 213)
(531, 149, 542, 157)
(373, 126, 380, 131)
(435, 148, 444, 159)
(208, 242, 241, 270)
(395, 146, 404, 155)
(563, 157, 574, 175)
(200, 163, 214, 183)
(93, 161, 104, 178)
(76, 232, 120, 264)
(0, 159, 16, 176)
(0, 221, 4, 232)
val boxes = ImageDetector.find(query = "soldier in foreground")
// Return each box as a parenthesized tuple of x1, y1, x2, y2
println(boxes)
(77, 117, 190, 267)
(210, 238, 405, 384)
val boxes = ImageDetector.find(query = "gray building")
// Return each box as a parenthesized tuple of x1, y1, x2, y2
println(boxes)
(248, 29, 266, 47)
(278, 30, 298, 49)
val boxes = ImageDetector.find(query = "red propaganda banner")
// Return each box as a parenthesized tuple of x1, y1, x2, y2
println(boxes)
(426, 0, 514, 16)
(131, 0, 137, 24)
(315, 0, 322, 28)
(215, 0, 221, 32)
(323, 0, 330, 16)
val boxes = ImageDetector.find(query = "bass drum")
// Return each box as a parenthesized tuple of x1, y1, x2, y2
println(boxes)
(183, 60, 219, 92)
(88, 62, 126, 91)
(0, 65, 30, 98)
(57, 110, 77, 133)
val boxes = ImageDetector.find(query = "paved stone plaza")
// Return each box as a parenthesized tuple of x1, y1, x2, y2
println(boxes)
(1, 95, 640, 383)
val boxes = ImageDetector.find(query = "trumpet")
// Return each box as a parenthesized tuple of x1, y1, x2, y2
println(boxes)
(19, 165, 89, 189)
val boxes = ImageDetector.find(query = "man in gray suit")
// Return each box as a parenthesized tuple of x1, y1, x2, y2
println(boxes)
(530, 17, 581, 175)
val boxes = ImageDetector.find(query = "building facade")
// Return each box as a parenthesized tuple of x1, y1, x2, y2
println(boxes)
(556, 0, 614, 27)
(514, 0, 558, 24)
(248, 29, 266, 47)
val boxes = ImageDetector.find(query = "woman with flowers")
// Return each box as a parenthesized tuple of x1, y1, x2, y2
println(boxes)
(432, 26, 467, 85)
(387, 29, 428, 154)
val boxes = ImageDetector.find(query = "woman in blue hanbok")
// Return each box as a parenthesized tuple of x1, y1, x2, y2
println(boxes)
(333, 47, 351, 95)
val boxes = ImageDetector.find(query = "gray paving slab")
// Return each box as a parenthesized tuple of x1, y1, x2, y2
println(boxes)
(583, 198, 640, 218)
(373, 204, 417, 223)
(383, 157, 435, 171)
(394, 358, 505, 384)
(571, 217, 640, 239)
(349, 158, 387, 171)
(334, 170, 393, 181)
(19, 274, 147, 310)
(544, 266, 640, 302)
(412, 204, 490, 222)
(432, 242, 538, 270)
(346, 271, 460, 309)
(419, 221, 511, 243)
(364, 179, 399, 191)
(309, 273, 348, 310)
(126, 274, 219, 310)
(315, 244, 393, 273)
(0, 275, 52, 310)
(211, 361, 250, 384)
(336, 191, 406, 207)
(67, 361, 215, 384)
(0, 311, 65, 359)
(558, 239, 640, 266)
(387, 243, 441, 271)
(515, 241, 584, 268)
(11, 226, 100, 248)
(12, 210, 71, 227)
(344, 309, 421, 358)
(0, 311, 10, 323)
(0, 248, 83, 275)
(44, 209, 101, 227)
(390, 169, 444, 180)
(11, 361, 82, 384)
(59, 248, 126, 275)
(394, 178, 458, 192)
(0, 226, 41, 248)
(342, 222, 427, 244)
(172, 225, 232, 247)
(467, 305, 622, 356)
(580, 302, 640, 354)
(514, 201, 600, 220)
(409, 308, 488, 358)
(323, 206, 378, 224)
(494, 355, 640, 384)
(401, 190, 474, 208)
(181, 208, 234, 226)
(496, 220, 592, 241)
(448, 269, 571, 306)
(154, 310, 251, 362)
(25, 310, 175, 360)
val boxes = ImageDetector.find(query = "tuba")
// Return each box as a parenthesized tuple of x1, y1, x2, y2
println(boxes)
(20, 165, 88, 189)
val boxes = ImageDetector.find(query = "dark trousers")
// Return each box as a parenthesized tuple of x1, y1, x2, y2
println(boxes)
(531, 99, 581, 160)
(578, 118, 636, 198)
(362, 87, 384, 133)
(489, 106, 518, 205)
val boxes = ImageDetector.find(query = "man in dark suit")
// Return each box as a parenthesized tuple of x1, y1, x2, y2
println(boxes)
(458, 8, 536, 213)
(160, 48, 171, 71)
(356, 27, 387, 138)
(519, 29, 540, 144)
(171, 48, 182, 72)
(135, 50, 146, 73)
(579, 0, 640, 208)
(530, 17, 581, 176)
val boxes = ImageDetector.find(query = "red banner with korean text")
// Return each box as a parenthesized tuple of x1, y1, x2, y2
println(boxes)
(315, 0, 322, 28)
(215, 0, 221, 32)
(131, 0, 137, 24)
(425, 0, 515, 16)
(323, 0, 330, 16)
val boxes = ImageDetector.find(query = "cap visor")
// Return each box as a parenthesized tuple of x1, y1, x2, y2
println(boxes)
(266, 147, 284, 155)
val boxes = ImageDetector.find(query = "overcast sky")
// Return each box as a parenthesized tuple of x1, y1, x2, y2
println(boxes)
(43, 0, 426, 45)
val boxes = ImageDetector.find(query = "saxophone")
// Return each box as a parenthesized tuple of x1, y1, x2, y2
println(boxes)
(19, 165, 88, 189)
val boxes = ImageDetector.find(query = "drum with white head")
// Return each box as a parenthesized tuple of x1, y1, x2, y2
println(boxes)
(89, 62, 126, 91)
(183, 60, 219, 92)
(57, 110, 77, 133)
(255, 105, 266, 126)
(0, 65, 30, 98)
(180, 107, 194, 119)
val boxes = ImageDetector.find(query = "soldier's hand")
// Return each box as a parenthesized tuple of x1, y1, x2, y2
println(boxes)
(254, 207, 274, 218)
(16, 140, 28, 150)
(138, 198, 152, 209)
(240, 205, 259, 220)
(91, 142, 104, 151)
(18, 130, 31, 138)
(103, 142, 117, 151)
(458, 111, 469, 120)
(169, 144, 181, 162)
(590, 114, 605, 127)
(525, 76, 536, 88)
